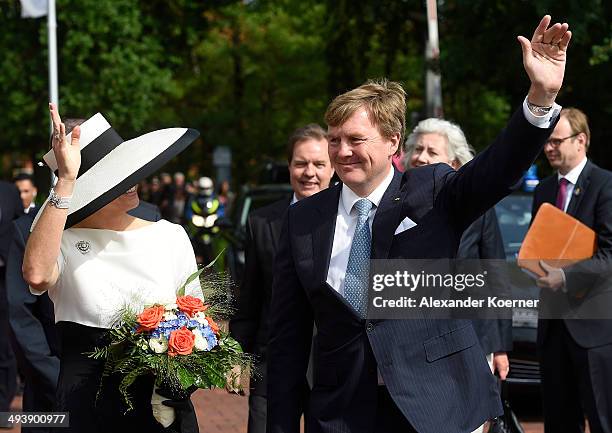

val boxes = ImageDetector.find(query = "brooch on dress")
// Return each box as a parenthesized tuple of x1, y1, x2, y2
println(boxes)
(75, 240, 91, 254)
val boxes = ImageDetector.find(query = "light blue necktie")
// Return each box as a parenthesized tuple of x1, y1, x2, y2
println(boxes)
(344, 198, 373, 318)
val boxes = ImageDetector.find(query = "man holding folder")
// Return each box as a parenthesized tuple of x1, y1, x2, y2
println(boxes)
(533, 108, 612, 433)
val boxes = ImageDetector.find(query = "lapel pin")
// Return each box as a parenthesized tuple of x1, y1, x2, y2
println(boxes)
(574, 187, 581, 196)
(76, 240, 91, 254)
(394, 197, 400, 201)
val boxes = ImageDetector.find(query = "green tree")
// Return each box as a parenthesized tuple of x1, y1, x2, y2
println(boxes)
(2, 0, 612, 181)
(439, 0, 612, 172)
(0, 0, 178, 175)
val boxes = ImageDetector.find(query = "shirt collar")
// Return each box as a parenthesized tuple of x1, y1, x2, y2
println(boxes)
(341, 166, 394, 215)
(558, 157, 588, 185)
(290, 193, 299, 205)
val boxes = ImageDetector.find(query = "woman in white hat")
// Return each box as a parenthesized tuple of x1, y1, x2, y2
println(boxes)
(23, 104, 201, 433)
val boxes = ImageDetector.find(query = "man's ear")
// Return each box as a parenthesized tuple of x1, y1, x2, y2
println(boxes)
(577, 132, 588, 152)
(389, 132, 401, 156)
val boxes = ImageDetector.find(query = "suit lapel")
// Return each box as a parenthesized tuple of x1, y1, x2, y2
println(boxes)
(566, 160, 592, 217)
(371, 169, 404, 259)
(268, 198, 291, 249)
(312, 183, 341, 282)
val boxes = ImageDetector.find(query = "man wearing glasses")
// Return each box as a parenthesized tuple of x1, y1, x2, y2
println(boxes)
(533, 107, 612, 433)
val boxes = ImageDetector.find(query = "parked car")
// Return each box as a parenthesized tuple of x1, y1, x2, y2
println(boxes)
(496, 192, 541, 382)
(218, 183, 293, 284)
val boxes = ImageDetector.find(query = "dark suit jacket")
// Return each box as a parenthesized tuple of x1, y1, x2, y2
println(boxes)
(268, 108, 556, 433)
(6, 208, 60, 411)
(533, 160, 612, 348)
(0, 181, 23, 265)
(229, 198, 289, 396)
(458, 208, 513, 354)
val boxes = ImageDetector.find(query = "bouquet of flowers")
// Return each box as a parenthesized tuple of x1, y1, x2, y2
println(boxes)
(89, 268, 250, 427)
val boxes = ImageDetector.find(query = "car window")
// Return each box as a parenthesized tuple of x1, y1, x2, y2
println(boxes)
(237, 189, 293, 229)
(495, 194, 534, 259)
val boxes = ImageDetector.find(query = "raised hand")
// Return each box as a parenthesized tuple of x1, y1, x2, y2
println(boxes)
(517, 15, 572, 107)
(49, 103, 81, 181)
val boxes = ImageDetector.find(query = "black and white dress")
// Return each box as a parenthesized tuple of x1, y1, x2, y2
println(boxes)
(32, 220, 201, 433)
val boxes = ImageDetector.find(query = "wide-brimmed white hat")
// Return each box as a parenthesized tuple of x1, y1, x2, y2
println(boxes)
(32, 112, 199, 229)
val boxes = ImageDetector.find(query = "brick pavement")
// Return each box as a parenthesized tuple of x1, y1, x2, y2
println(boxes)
(193, 389, 248, 433)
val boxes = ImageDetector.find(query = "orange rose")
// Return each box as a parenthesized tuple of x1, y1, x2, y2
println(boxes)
(205, 317, 220, 335)
(168, 326, 196, 357)
(137, 305, 165, 332)
(176, 295, 207, 317)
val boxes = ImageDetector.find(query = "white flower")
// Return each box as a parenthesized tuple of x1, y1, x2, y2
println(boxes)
(194, 311, 207, 325)
(149, 336, 168, 354)
(163, 311, 177, 321)
(139, 341, 149, 351)
(164, 303, 178, 311)
(192, 329, 209, 351)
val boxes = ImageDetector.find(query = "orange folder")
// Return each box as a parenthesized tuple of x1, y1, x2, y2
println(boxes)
(518, 203, 597, 277)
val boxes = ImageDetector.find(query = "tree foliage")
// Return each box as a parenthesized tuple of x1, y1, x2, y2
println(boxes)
(1, 0, 611, 180)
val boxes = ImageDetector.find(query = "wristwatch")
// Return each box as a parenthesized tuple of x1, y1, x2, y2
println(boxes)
(526, 100, 553, 116)
(48, 188, 72, 209)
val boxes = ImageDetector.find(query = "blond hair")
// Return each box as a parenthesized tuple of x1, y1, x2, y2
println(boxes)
(561, 107, 590, 149)
(324, 79, 406, 154)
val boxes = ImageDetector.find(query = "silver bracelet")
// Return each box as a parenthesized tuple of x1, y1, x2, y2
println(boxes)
(526, 101, 553, 116)
(48, 188, 72, 209)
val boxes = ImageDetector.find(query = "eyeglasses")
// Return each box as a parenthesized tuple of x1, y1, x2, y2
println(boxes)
(545, 133, 579, 147)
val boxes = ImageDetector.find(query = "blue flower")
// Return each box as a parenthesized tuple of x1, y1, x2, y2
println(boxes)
(176, 313, 189, 327)
(201, 325, 214, 338)
(206, 334, 218, 349)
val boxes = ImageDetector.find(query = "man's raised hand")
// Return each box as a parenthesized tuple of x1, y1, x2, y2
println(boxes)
(518, 15, 572, 107)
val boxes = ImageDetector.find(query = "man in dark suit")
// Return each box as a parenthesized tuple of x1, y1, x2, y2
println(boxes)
(6, 207, 60, 433)
(230, 124, 334, 433)
(267, 17, 571, 433)
(0, 181, 23, 426)
(533, 108, 612, 433)
(13, 173, 38, 214)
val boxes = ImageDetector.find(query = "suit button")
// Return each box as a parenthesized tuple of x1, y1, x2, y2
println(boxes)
(366, 323, 374, 332)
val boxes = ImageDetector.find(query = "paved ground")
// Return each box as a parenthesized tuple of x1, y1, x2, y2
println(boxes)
(8, 390, 552, 433)
(193, 389, 248, 433)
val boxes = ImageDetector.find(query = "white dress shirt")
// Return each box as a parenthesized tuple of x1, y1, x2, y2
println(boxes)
(521, 97, 562, 129)
(557, 157, 588, 212)
(326, 167, 395, 294)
